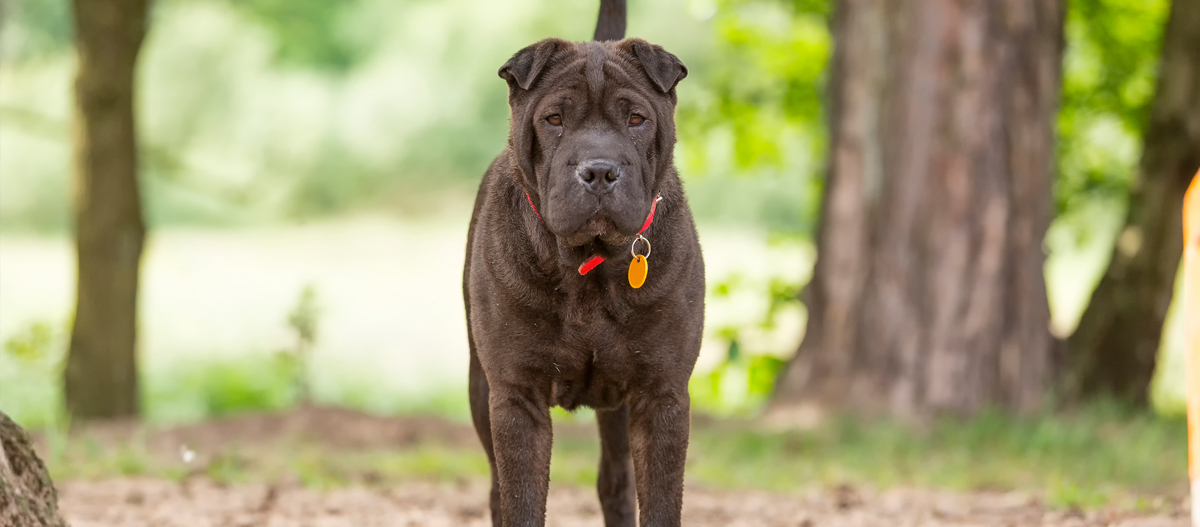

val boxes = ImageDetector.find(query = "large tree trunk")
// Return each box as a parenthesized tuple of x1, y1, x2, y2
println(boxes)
(770, 0, 1064, 421)
(63, 0, 149, 420)
(1066, 0, 1200, 405)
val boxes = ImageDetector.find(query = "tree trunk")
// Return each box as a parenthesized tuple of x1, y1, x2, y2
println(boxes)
(63, 0, 149, 420)
(1066, 0, 1200, 406)
(0, 412, 69, 527)
(770, 0, 1064, 421)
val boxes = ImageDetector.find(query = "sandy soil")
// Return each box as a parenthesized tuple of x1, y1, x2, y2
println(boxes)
(59, 477, 1187, 527)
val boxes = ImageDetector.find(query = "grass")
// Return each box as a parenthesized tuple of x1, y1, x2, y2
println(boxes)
(0, 344, 474, 430)
(681, 406, 1184, 507)
(36, 399, 1185, 509)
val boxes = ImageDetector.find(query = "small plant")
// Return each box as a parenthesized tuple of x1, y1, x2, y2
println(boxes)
(283, 283, 321, 405)
(693, 271, 799, 414)
(3, 321, 57, 363)
(690, 352, 786, 415)
(1, 320, 70, 431)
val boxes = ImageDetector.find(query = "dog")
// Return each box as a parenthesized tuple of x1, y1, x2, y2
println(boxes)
(462, 4, 704, 526)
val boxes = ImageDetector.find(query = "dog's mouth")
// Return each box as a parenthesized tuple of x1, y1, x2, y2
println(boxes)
(561, 214, 629, 248)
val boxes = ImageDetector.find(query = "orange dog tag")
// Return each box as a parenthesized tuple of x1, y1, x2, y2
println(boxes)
(628, 255, 648, 288)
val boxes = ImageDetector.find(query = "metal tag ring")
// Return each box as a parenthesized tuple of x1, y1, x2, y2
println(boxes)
(630, 234, 651, 259)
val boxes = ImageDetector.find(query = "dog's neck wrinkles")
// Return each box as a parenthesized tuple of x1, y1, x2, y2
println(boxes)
(520, 185, 661, 278)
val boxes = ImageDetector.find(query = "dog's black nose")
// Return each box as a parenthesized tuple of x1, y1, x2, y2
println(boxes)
(578, 160, 620, 192)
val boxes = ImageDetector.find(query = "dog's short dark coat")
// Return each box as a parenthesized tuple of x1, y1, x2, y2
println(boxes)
(463, 38, 705, 527)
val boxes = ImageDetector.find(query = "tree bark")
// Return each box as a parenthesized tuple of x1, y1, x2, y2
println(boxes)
(1067, 0, 1200, 405)
(0, 412, 68, 527)
(64, 0, 149, 420)
(771, 0, 1064, 421)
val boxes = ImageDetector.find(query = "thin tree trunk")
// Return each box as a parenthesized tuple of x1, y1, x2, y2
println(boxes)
(771, 0, 1064, 421)
(63, 0, 149, 420)
(1067, 0, 1200, 405)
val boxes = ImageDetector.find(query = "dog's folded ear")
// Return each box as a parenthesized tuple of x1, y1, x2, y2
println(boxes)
(621, 39, 688, 93)
(499, 38, 566, 91)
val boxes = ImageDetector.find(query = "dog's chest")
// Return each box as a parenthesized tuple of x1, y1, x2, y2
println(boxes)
(547, 350, 633, 412)
(544, 291, 644, 411)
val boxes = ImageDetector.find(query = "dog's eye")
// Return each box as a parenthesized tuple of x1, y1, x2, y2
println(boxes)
(628, 114, 645, 126)
(546, 114, 563, 126)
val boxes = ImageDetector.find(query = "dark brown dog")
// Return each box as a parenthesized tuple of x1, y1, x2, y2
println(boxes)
(461, 36, 705, 527)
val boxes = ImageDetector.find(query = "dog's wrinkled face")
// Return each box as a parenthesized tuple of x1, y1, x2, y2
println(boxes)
(500, 38, 687, 250)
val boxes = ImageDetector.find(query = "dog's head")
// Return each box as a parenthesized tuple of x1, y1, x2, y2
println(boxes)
(500, 38, 687, 249)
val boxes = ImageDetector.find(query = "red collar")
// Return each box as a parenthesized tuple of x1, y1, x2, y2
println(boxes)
(524, 191, 662, 275)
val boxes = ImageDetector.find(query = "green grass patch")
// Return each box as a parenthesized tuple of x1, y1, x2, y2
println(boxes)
(143, 354, 300, 424)
(2, 340, 472, 429)
(677, 405, 1184, 507)
(40, 402, 1183, 509)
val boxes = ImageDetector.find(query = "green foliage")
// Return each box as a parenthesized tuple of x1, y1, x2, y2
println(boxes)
(671, 0, 831, 234)
(0, 0, 831, 231)
(286, 144, 393, 218)
(286, 283, 319, 350)
(0, 320, 68, 429)
(683, 0, 1167, 242)
(123, 289, 313, 421)
(1063, 0, 1166, 135)
(3, 320, 56, 362)
(679, 0, 830, 171)
(227, 0, 372, 72)
(145, 354, 299, 421)
(0, 0, 1174, 238)
(689, 353, 786, 415)
(7, 339, 470, 432)
(0, 0, 72, 61)
(0, 306, 323, 427)
(762, 276, 801, 329)
(282, 283, 320, 403)
(144, 286, 324, 420)
(697, 261, 804, 415)
(1056, 0, 1169, 239)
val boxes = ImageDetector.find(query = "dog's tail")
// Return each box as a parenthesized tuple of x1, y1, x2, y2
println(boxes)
(593, 0, 626, 41)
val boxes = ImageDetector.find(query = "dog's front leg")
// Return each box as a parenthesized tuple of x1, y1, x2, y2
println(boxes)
(630, 387, 690, 527)
(596, 405, 637, 527)
(490, 386, 553, 527)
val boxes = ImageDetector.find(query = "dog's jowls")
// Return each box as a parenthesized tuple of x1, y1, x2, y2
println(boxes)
(462, 38, 704, 527)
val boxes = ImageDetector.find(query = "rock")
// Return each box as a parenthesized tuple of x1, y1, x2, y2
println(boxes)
(0, 411, 67, 527)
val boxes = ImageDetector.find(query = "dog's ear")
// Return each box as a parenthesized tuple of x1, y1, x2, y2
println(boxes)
(621, 39, 688, 93)
(499, 38, 565, 91)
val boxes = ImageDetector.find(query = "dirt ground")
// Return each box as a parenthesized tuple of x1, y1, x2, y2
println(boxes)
(48, 407, 1190, 527)
(59, 478, 1187, 527)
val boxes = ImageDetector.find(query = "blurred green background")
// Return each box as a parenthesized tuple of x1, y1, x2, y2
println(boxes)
(0, 0, 1183, 428)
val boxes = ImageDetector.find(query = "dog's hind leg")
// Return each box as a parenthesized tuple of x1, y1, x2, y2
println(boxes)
(468, 348, 501, 527)
(464, 174, 500, 525)
(596, 405, 637, 527)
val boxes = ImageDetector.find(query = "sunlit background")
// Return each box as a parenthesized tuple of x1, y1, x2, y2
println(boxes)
(0, 0, 1181, 429)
